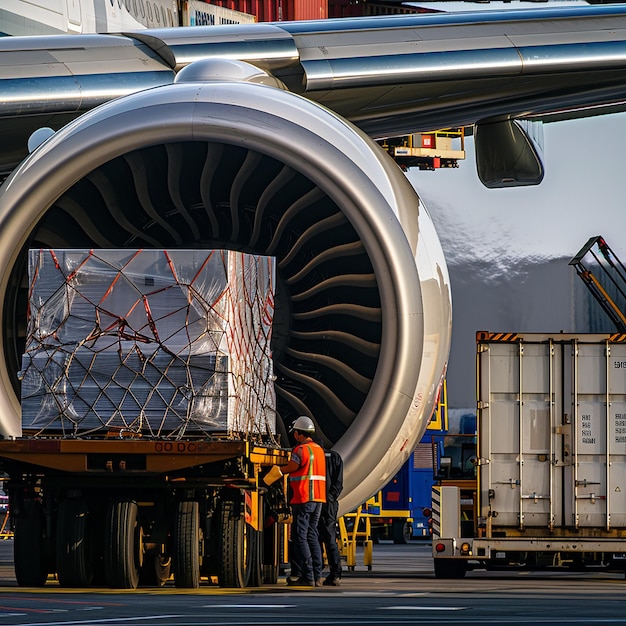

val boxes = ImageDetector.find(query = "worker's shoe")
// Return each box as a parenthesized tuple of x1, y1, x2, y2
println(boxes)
(286, 577, 314, 587)
(323, 576, 340, 586)
(314, 579, 323, 587)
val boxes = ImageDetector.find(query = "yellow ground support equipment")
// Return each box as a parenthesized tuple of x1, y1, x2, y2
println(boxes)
(0, 511, 10, 539)
(0, 491, 10, 539)
(569, 235, 626, 331)
(379, 129, 465, 171)
(338, 499, 376, 571)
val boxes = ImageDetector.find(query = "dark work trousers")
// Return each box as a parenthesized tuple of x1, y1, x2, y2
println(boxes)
(318, 499, 342, 579)
(291, 501, 323, 582)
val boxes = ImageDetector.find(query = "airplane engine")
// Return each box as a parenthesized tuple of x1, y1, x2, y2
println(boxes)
(0, 60, 451, 513)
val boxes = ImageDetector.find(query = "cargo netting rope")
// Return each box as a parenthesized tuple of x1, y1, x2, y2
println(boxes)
(20, 249, 277, 441)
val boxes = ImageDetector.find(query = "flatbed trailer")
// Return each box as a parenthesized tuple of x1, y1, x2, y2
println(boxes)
(0, 436, 290, 589)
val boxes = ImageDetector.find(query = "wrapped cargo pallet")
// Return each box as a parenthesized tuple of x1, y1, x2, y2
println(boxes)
(19, 249, 276, 439)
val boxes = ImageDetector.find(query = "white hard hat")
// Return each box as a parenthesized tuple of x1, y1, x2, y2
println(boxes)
(290, 415, 316, 433)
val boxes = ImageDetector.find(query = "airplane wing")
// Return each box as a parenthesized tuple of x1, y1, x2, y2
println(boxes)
(2, 5, 626, 177)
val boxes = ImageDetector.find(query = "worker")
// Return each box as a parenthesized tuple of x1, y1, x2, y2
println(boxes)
(319, 446, 343, 586)
(281, 415, 327, 587)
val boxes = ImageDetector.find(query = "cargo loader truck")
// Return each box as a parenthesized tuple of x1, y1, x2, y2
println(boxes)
(433, 331, 626, 578)
(0, 248, 292, 589)
(2, 436, 290, 589)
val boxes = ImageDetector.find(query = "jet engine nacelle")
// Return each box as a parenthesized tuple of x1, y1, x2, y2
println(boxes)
(0, 60, 451, 514)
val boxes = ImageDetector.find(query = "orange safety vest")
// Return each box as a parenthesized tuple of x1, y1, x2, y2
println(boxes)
(289, 440, 326, 504)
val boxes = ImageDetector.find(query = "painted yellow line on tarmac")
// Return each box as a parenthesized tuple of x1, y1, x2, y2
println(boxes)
(0, 582, 320, 595)
(0, 587, 272, 595)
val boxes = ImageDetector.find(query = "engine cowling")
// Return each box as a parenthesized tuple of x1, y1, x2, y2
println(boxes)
(0, 61, 451, 514)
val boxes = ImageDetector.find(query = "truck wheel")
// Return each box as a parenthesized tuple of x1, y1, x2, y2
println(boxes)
(140, 554, 172, 587)
(247, 528, 263, 587)
(105, 500, 141, 589)
(433, 558, 467, 579)
(174, 501, 201, 588)
(56, 498, 94, 587)
(246, 495, 264, 587)
(14, 499, 48, 587)
(392, 520, 412, 544)
(217, 496, 253, 588)
(262, 520, 279, 584)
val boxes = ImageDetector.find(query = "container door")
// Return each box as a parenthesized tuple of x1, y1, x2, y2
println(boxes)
(568, 341, 626, 529)
(479, 339, 563, 529)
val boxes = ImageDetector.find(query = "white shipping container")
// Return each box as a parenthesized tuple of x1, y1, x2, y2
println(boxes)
(477, 332, 626, 532)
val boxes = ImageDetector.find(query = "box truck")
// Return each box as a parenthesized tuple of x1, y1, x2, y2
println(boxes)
(433, 331, 626, 578)
(0, 248, 290, 589)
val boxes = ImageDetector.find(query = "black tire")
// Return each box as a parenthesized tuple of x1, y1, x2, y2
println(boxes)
(262, 520, 279, 585)
(433, 558, 467, 579)
(247, 495, 264, 588)
(247, 528, 263, 587)
(14, 499, 48, 587)
(174, 501, 200, 588)
(104, 500, 141, 589)
(56, 498, 94, 587)
(392, 519, 411, 544)
(140, 554, 172, 587)
(217, 496, 253, 588)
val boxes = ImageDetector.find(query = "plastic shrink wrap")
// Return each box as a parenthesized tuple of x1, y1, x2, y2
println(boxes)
(19, 249, 276, 439)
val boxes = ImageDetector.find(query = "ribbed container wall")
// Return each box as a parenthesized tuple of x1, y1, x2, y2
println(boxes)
(204, 0, 327, 21)
(292, 0, 327, 21)
(477, 332, 626, 533)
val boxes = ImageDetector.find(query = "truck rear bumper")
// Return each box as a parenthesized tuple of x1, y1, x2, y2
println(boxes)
(434, 537, 626, 558)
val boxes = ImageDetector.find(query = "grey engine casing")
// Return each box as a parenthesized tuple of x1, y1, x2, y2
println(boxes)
(0, 60, 451, 514)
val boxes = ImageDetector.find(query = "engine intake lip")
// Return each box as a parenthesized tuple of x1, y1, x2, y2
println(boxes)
(0, 79, 431, 513)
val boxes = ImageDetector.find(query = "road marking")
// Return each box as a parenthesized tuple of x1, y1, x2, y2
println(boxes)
(0, 604, 63, 613)
(396, 593, 431, 597)
(385, 606, 467, 611)
(339, 591, 401, 596)
(206, 604, 295, 608)
(12, 615, 180, 626)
